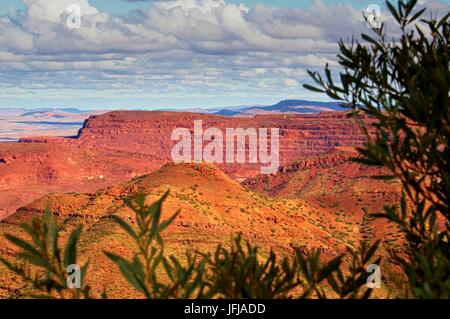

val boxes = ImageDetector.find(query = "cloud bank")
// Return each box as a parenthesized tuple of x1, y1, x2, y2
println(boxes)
(0, 0, 448, 108)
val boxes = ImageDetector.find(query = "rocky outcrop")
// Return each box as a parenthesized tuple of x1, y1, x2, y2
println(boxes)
(18, 111, 373, 175)
(1, 110, 373, 218)
(242, 150, 363, 189)
(278, 152, 362, 173)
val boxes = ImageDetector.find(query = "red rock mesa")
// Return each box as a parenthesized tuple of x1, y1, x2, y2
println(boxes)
(0, 111, 372, 218)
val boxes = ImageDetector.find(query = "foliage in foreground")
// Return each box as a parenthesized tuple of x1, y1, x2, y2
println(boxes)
(0, 211, 90, 299)
(0, 191, 379, 299)
(305, 0, 449, 298)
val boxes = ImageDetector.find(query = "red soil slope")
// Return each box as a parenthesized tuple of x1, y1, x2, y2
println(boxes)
(0, 164, 345, 298)
(243, 148, 405, 276)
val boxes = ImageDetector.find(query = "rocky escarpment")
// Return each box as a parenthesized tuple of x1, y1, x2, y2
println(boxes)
(277, 150, 362, 173)
(1, 111, 373, 218)
(77, 111, 371, 158)
(243, 147, 396, 200)
(242, 149, 362, 191)
(18, 111, 373, 177)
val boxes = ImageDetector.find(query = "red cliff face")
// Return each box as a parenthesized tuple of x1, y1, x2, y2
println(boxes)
(277, 149, 362, 173)
(75, 111, 370, 158)
(1, 111, 372, 218)
(21, 111, 372, 173)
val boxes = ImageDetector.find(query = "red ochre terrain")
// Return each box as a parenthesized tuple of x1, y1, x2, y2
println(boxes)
(19, 111, 372, 166)
(0, 111, 373, 218)
(0, 161, 402, 298)
(0, 110, 404, 297)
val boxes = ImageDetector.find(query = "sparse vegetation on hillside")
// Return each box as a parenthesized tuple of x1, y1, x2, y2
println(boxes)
(0, 191, 379, 299)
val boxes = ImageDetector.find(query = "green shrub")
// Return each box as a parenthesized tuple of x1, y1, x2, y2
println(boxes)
(305, 0, 450, 298)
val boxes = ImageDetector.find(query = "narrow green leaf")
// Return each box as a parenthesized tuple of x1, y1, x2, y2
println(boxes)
(111, 215, 138, 241)
(64, 226, 82, 267)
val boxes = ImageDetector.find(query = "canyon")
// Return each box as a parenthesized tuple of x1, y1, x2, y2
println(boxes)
(0, 110, 373, 219)
(0, 109, 404, 297)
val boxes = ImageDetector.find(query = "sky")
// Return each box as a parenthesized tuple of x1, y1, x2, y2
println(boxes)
(0, 1, 393, 14)
(0, 0, 448, 110)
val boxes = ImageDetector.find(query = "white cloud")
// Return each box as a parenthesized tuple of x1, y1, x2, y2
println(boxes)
(0, 0, 446, 105)
(240, 68, 267, 78)
(282, 54, 338, 68)
(283, 78, 299, 87)
(0, 17, 34, 52)
(257, 81, 270, 89)
(23, 0, 100, 22)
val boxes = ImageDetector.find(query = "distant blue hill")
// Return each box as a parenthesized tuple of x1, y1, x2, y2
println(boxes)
(20, 108, 91, 117)
(4, 100, 346, 118)
(213, 99, 347, 116)
(263, 100, 346, 111)
(214, 109, 243, 116)
(59, 108, 90, 114)
(15, 121, 85, 126)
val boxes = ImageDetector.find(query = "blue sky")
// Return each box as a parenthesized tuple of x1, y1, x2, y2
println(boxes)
(0, 1, 385, 14)
(0, 0, 448, 110)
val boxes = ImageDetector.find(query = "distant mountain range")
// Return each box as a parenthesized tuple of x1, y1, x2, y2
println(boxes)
(157, 99, 347, 117)
(211, 100, 346, 117)
(0, 100, 347, 120)
(0, 108, 104, 141)
(0, 108, 93, 116)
